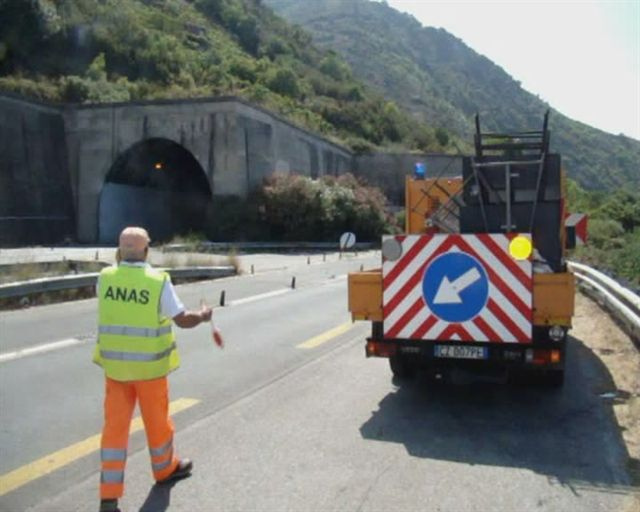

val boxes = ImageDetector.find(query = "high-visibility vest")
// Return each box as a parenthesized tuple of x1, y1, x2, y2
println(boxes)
(93, 265, 180, 381)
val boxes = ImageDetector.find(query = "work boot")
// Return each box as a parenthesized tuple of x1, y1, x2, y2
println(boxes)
(158, 458, 193, 484)
(99, 498, 120, 512)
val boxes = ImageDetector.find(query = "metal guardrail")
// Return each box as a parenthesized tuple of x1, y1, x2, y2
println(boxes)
(568, 261, 640, 343)
(0, 267, 236, 300)
(162, 241, 375, 252)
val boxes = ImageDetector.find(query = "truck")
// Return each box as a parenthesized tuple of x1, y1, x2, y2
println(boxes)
(348, 112, 577, 386)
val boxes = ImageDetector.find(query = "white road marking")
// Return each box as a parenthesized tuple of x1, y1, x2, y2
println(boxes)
(0, 337, 86, 364)
(0, 276, 351, 364)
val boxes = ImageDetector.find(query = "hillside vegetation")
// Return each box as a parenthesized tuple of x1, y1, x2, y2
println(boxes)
(0, 0, 453, 153)
(226, 172, 394, 242)
(568, 180, 640, 288)
(266, 0, 640, 191)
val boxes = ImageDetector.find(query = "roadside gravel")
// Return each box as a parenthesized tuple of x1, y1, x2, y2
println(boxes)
(573, 292, 640, 506)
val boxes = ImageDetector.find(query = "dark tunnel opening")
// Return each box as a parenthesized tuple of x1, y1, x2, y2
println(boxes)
(99, 138, 212, 244)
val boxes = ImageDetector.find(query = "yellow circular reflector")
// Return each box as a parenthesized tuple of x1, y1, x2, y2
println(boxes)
(509, 235, 532, 260)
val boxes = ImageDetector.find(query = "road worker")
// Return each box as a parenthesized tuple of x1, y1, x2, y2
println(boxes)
(94, 226, 212, 512)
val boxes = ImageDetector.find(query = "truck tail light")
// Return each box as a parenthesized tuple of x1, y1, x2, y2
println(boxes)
(366, 341, 397, 358)
(525, 349, 561, 365)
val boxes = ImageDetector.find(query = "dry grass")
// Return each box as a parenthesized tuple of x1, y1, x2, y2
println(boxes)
(148, 251, 235, 270)
(226, 247, 242, 274)
(0, 261, 106, 285)
(0, 286, 96, 310)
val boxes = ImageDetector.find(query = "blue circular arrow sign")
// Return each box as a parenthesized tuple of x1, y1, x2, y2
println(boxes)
(422, 252, 489, 323)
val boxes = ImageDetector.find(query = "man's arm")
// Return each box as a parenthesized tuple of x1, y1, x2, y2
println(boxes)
(173, 306, 212, 329)
(160, 276, 212, 329)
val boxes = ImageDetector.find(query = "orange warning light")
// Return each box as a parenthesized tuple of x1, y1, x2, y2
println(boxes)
(154, 162, 163, 170)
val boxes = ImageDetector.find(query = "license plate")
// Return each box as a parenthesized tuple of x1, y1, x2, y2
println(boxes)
(434, 345, 488, 359)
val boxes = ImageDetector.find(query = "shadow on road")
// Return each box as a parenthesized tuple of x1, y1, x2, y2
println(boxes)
(360, 336, 636, 493)
(138, 476, 190, 512)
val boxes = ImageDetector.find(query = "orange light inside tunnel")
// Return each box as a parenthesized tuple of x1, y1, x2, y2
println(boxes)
(154, 162, 163, 170)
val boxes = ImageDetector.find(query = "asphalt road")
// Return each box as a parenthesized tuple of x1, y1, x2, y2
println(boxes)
(0, 252, 637, 512)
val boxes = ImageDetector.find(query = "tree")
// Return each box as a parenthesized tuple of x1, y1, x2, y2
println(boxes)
(435, 127, 449, 147)
(597, 190, 640, 232)
(267, 67, 300, 98)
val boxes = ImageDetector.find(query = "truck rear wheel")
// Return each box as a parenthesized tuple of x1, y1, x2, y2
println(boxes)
(389, 354, 415, 380)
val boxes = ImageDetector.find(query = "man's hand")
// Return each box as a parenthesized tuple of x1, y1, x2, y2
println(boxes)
(199, 303, 213, 323)
(173, 302, 212, 329)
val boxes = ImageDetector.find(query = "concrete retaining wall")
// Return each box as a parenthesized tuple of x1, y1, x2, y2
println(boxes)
(353, 153, 463, 205)
(0, 97, 75, 245)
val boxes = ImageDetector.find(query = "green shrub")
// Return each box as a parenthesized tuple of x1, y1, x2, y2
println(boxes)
(610, 229, 640, 286)
(319, 53, 351, 81)
(266, 67, 300, 98)
(435, 127, 450, 147)
(254, 173, 391, 241)
(587, 218, 625, 250)
(0, 75, 60, 101)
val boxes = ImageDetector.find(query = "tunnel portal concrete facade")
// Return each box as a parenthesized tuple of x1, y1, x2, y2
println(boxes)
(1, 95, 352, 244)
(1, 94, 463, 245)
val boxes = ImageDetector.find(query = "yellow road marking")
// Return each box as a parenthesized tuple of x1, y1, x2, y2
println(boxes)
(297, 322, 354, 349)
(0, 397, 199, 497)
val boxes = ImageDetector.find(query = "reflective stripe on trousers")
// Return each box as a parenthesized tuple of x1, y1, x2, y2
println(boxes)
(101, 448, 127, 461)
(100, 470, 124, 484)
(150, 438, 174, 472)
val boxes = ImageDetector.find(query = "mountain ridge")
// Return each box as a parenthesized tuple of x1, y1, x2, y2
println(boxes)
(266, 0, 640, 190)
(0, 0, 455, 156)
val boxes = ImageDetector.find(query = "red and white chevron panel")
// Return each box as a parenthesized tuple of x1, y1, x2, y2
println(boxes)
(382, 234, 533, 343)
(565, 213, 588, 245)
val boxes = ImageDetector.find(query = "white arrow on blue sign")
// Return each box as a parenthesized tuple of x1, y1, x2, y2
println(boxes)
(422, 252, 489, 323)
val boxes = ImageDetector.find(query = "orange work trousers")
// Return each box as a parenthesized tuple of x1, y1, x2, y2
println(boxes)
(100, 376, 179, 500)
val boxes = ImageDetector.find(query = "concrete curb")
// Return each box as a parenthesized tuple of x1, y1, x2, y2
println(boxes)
(0, 266, 236, 300)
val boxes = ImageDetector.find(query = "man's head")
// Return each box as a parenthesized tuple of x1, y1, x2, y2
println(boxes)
(117, 227, 150, 262)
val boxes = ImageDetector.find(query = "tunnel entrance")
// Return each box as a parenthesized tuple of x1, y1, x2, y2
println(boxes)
(99, 138, 212, 244)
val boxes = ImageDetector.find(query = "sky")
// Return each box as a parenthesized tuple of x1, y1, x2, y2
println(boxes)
(385, 0, 640, 140)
